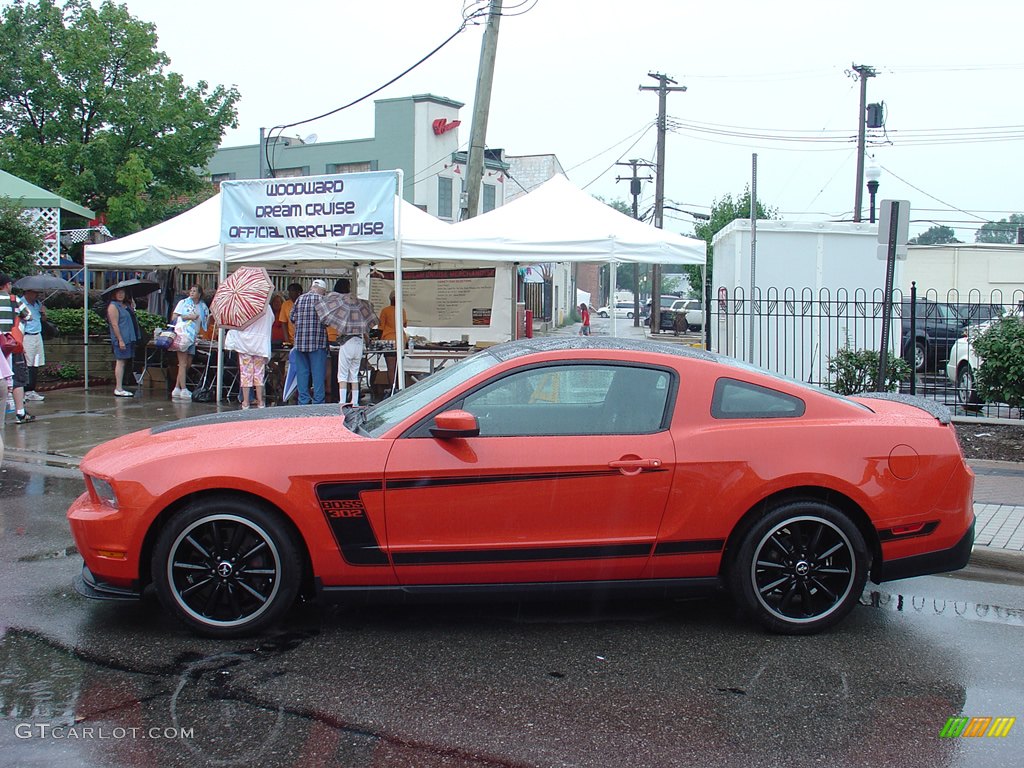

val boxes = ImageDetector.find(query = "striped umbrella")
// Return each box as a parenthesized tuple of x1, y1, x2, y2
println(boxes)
(210, 267, 274, 330)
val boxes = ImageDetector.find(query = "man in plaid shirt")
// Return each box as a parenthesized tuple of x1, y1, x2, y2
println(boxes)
(289, 279, 329, 404)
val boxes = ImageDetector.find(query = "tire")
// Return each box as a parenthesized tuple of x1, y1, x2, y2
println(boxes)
(730, 501, 868, 635)
(955, 363, 981, 405)
(152, 496, 302, 638)
(627, 312, 634, 319)
(913, 340, 927, 372)
(598, 311, 609, 318)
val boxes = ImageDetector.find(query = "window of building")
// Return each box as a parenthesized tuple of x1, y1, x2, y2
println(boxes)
(272, 167, 308, 178)
(438, 176, 453, 219)
(210, 173, 235, 188)
(482, 184, 496, 212)
(328, 162, 372, 174)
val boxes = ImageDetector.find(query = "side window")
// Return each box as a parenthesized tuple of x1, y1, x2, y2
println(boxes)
(711, 378, 805, 419)
(461, 364, 671, 436)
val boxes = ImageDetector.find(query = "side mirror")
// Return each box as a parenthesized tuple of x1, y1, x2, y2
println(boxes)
(430, 409, 480, 439)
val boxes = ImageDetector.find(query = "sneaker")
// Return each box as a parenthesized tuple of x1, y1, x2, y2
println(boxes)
(24, 391, 45, 402)
(171, 387, 182, 399)
(114, 389, 134, 398)
(180, 389, 192, 400)
(16, 412, 35, 424)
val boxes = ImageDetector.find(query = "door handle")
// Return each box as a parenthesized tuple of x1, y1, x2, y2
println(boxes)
(608, 458, 662, 475)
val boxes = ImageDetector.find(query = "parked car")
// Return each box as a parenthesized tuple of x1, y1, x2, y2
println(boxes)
(661, 299, 705, 333)
(900, 300, 969, 373)
(945, 307, 1021, 404)
(68, 337, 974, 638)
(597, 302, 635, 319)
(645, 294, 686, 328)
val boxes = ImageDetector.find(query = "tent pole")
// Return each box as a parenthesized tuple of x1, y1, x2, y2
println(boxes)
(394, 170, 405, 389)
(609, 259, 618, 337)
(83, 260, 89, 391)
(511, 262, 518, 340)
(215, 251, 226, 403)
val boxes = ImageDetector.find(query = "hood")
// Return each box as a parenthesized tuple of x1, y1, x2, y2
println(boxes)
(81, 406, 357, 478)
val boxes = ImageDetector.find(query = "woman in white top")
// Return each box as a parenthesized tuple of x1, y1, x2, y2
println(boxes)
(225, 303, 274, 409)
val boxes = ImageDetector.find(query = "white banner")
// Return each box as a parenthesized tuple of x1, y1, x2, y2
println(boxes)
(219, 171, 396, 244)
(370, 269, 496, 327)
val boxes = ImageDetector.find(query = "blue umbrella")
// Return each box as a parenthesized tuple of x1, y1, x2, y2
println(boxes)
(282, 348, 299, 401)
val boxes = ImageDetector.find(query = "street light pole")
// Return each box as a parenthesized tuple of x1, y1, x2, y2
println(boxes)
(866, 162, 881, 224)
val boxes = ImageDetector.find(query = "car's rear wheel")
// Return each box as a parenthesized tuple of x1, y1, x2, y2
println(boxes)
(731, 501, 867, 635)
(152, 497, 302, 638)
(955, 363, 981, 405)
(598, 311, 609, 318)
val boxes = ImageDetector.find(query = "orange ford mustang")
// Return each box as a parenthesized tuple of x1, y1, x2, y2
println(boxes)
(68, 337, 975, 637)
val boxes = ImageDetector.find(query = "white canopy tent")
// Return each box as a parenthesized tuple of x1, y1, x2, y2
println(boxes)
(82, 173, 705, 397)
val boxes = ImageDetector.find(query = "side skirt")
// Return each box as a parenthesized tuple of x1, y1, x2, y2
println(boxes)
(315, 577, 724, 605)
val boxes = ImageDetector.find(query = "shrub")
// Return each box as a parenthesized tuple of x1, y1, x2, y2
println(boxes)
(973, 317, 1024, 408)
(44, 307, 164, 339)
(827, 347, 912, 396)
(42, 362, 81, 380)
(47, 307, 107, 336)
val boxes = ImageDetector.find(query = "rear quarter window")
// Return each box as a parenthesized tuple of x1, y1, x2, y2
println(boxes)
(712, 378, 806, 419)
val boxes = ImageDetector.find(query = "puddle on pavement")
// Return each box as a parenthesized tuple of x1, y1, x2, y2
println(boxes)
(861, 589, 1024, 627)
(0, 628, 510, 767)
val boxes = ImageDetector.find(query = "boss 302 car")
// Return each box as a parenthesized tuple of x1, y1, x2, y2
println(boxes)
(68, 337, 975, 637)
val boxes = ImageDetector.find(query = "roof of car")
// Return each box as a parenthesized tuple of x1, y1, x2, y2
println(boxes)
(483, 335, 718, 364)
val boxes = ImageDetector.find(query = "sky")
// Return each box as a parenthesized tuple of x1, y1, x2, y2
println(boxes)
(79, 1, 1024, 240)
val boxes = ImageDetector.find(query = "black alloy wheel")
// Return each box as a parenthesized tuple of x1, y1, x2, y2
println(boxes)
(732, 501, 868, 635)
(152, 497, 302, 637)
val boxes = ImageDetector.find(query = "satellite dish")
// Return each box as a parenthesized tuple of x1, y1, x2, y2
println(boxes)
(304, 133, 318, 145)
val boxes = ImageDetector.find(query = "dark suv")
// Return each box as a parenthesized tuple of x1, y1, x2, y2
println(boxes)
(900, 300, 968, 373)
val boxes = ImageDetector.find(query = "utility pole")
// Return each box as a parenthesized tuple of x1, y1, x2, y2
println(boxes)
(640, 72, 686, 334)
(851, 63, 876, 223)
(463, 0, 502, 220)
(616, 159, 653, 325)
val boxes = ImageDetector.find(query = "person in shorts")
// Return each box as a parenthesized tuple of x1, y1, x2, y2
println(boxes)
(0, 274, 35, 423)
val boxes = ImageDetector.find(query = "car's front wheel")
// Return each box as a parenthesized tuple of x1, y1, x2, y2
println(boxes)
(731, 501, 868, 635)
(598, 311, 609, 318)
(152, 497, 302, 637)
(955, 363, 981, 405)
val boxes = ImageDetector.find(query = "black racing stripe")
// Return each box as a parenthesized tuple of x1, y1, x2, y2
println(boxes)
(315, 481, 388, 566)
(653, 539, 726, 556)
(877, 521, 940, 542)
(387, 467, 666, 491)
(392, 542, 653, 566)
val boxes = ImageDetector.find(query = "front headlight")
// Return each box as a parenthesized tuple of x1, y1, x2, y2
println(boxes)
(88, 476, 119, 508)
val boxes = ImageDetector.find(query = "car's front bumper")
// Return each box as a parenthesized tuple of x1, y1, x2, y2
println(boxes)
(75, 565, 142, 601)
(875, 520, 975, 583)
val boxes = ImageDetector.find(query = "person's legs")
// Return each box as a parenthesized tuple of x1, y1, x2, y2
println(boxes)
(253, 356, 267, 407)
(174, 350, 190, 394)
(293, 350, 312, 405)
(310, 349, 327, 404)
(238, 354, 255, 407)
(23, 334, 44, 400)
(11, 354, 30, 420)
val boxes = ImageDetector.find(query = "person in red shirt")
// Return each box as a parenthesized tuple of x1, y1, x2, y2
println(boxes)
(578, 303, 591, 336)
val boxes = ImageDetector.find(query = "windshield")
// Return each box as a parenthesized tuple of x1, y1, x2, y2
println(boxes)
(358, 352, 499, 437)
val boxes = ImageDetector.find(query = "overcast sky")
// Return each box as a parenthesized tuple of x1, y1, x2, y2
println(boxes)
(98, 1, 1023, 240)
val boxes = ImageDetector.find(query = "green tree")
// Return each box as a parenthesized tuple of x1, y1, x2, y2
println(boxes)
(0, 196, 44, 278)
(973, 317, 1024, 409)
(909, 225, 960, 245)
(975, 213, 1024, 244)
(0, 0, 240, 234)
(691, 187, 778, 289)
